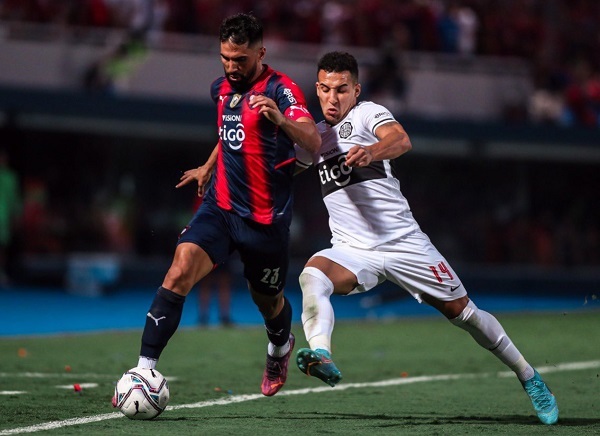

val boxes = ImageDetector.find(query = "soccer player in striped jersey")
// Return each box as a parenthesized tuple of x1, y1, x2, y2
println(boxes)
(123, 13, 321, 399)
(293, 51, 558, 425)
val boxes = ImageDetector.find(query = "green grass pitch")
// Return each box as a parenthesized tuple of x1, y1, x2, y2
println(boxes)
(1, 311, 599, 435)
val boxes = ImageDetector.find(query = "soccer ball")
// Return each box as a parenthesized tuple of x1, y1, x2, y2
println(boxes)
(113, 367, 170, 420)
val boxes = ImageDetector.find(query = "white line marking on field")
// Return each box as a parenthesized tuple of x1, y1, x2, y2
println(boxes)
(497, 360, 600, 377)
(1, 359, 599, 435)
(0, 373, 179, 382)
(0, 391, 26, 395)
(0, 414, 124, 435)
(0, 373, 112, 379)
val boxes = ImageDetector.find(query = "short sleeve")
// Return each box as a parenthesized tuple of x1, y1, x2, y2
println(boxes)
(360, 102, 396, 136)
(294, 143, 313, 168)
(274, 75, 314, 122)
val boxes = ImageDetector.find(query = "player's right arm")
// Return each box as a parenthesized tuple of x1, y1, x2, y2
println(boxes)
(176, 143, 219, 196)
(249, 94, 321, 154)
(293, 142, 313, 175)
(345, 122, 411, 168)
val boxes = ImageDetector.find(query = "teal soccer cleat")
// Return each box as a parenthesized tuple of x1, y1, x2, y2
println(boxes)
(521, 370, 559, 425)
(296, 348, 342, 387)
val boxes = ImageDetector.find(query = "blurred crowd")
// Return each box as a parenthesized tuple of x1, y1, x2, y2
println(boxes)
(398, 161, 600, 269)
(8, 137, 600, 273)
(1, 1, 599, 285)
(1, 0, 599, 128)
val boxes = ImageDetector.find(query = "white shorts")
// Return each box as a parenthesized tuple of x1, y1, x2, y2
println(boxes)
(311, 230, 467, 303)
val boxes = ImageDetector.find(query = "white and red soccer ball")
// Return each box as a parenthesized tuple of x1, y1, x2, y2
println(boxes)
(113, 367, 170, 420)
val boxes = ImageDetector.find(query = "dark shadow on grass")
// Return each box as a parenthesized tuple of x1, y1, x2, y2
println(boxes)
(157, 412, 600, 427)
(551, 418, 600, 427)
(288, 413, 536, 426)
(313, 413, 600, 427)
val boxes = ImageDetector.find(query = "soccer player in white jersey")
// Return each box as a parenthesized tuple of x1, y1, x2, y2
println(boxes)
(293, 51, 558, 425)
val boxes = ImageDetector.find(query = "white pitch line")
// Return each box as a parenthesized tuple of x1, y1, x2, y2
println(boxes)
(0, 373, 179, 382)
(497, 359, 600, 377)
(1, 360, 599, 435)
(0, 373, 113, 379)
(0, 414, 123, 435)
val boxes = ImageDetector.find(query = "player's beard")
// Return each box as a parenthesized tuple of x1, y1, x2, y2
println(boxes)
(225, 64, 259, 92)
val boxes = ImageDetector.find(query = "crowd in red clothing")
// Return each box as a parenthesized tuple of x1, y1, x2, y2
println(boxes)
(2, 0, 599, 128)
(1, 1, 598, 58)
(1, 1, 599, 275)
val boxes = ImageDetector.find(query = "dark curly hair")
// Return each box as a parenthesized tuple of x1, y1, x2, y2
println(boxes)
(219, 13, 263, 47)
(317, 51, 359, 82)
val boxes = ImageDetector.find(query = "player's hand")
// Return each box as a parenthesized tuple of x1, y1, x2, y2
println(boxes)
(176, 165, 213, 196)
(345, 145, 373, 167)
(249, 94, 285, 126)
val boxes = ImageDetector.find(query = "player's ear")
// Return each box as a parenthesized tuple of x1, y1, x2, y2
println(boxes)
(258, 46, 266, 61)
(355, 83, 361, 98)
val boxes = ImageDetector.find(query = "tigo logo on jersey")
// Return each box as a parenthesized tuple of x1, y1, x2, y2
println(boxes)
(318, 154, 352, 187)
(219, 122, 246, 150)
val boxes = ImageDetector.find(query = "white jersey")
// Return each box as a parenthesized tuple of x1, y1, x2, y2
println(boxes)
(296, 101, 420, 249)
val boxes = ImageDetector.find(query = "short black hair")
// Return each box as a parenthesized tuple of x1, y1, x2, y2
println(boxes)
(317, 51, 359, 82)
(219, 13, 263, 47)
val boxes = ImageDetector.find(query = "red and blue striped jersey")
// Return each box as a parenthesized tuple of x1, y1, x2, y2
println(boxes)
(208, 65, 313, 225)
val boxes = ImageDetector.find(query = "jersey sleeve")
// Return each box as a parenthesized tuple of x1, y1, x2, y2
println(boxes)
(294, 143, 313, 168)
(361, 102, 396, 136)
(210, 77, 224, 104)
(275, 75, 314, 122)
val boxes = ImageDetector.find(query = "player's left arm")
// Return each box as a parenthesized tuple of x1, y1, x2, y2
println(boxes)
(176, 143, 219, 196)
(279, 115, 321, 154)
(345, 121, 412, 168)
(249, 94, 321, 154)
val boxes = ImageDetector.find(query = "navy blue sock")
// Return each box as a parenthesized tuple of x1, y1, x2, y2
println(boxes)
(140, 286, 186, 359)
(264, 297, 292, 346)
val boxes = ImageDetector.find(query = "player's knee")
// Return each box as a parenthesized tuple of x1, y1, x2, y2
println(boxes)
(163, 263, 196, 295)
(167, 243, 213, 291)
(299, 267, 333, 316)
(164, 263, 183, 282)
(450, 300, 504, 349)
(251, 289, 283, 319)
(299, 267, 334, 298)
(449, 299, 478, 326)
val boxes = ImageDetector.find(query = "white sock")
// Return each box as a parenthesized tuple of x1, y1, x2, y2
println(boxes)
(268, 340, 291, 358)
(137, 356, 157, 369)
(450, 300, 534, 381)
(299, 267, 335, 353)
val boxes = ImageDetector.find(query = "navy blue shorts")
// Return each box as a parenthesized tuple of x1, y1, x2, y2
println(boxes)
(178, 200, 290, 295)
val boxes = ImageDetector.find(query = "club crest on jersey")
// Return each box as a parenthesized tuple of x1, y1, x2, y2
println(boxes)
(230, 94, 242, 108)
(339, 122, 352, 139)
